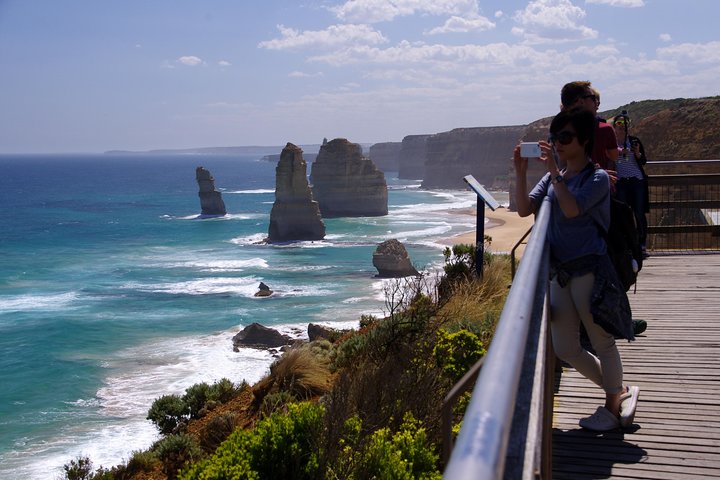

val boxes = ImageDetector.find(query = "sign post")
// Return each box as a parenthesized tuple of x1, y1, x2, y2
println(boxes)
(462, 175, 500, 278)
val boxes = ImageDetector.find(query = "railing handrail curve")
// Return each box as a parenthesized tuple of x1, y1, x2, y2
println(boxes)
(443, 197, 552, 480)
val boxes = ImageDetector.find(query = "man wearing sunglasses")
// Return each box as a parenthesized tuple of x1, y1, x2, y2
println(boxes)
(560, 81, 619, 173)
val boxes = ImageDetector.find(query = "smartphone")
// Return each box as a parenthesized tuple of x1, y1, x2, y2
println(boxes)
(520, 142, 541, 158)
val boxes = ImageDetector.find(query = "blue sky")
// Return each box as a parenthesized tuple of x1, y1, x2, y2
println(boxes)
(1, 0, 718, 153)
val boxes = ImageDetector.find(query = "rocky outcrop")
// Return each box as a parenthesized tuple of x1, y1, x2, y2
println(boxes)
(369, 142, 402, 173)
(422, 126, 527, 189)
(254, 282, 273, 297)
(307, 323, 346, 343)
(310, 138, 388, 218)
(232, 323, 292, 350)
(398, 135, 430, 179)
(372, 239, 419, 278)
(196, 167, 227, 216)
(268, 143, 326, 242)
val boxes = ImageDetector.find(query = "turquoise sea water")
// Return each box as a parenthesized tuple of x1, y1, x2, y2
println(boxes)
(0, 153, 500, 478)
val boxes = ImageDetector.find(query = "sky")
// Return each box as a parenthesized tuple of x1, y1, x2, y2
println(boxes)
(1, 0, 719, 153)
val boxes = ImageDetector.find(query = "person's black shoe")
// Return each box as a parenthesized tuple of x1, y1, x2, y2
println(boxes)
(633, 319, 648, 335)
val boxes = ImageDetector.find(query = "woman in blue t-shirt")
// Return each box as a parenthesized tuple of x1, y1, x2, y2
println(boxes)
(513, 107, 638, 432)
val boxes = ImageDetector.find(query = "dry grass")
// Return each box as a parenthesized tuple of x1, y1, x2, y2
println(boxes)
(252, 346, 333, 406)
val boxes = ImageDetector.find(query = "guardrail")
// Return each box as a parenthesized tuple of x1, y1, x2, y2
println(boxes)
(645, 161, 720, 253)
(443, 197, 553, 480)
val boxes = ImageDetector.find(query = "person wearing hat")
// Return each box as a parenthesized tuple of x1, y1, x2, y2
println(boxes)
(612, 114, 649, 256)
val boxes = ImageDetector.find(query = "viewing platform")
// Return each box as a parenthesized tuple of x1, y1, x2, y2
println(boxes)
(552, 253, 720, 479)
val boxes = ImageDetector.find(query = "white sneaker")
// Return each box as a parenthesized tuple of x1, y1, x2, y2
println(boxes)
(620, 386, 640, 427)
(579, 406, 620, 432)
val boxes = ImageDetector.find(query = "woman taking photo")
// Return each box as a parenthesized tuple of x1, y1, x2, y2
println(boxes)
(513, 107, 639, 431)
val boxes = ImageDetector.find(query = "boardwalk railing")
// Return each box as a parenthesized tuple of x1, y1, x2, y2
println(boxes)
(646, 160, 720, 253)
(443, 197, 554, 480)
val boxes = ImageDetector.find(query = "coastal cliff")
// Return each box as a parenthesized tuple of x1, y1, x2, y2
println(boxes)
(310, 138, 388, 218)
(267, 143, 326, 242)
(368, 142, 402, 173)
(398, 134, 430, 180)
(422, 126, 527, 189)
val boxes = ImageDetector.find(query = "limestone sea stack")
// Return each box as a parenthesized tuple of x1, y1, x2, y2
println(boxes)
(310, 138, 388, 217)
(267, 143, 326, 242)
(372, 239, 419, 278)
(196, 166, 227, 216)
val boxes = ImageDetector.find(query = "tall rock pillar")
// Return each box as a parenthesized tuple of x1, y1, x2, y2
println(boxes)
(268, 143, 326, 242)
(196, 166, 227, 216)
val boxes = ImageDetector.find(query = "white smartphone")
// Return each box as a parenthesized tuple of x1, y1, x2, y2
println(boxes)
(520, 142, 541, 158)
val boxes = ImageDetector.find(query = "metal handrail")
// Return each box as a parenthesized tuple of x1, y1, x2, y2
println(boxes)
(443, 197, 552, 479)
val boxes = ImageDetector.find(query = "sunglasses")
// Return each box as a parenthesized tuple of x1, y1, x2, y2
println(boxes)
(614, 119, 628, 127)
(576, 93, 597, 103)
(549, 131, 577, 145)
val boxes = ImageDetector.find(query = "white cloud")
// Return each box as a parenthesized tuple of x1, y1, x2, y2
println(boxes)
(426, 15, 496, 35)
(512, 0, 598, 43)
(218, 60, 231, 67)
(289, 71, 324, 78)
(572, 44, 620, 58)
(329, 0, 479, 23)
(258, 24, 388, 50)
(659, 33, 672, 42)
(585, 0, 645, 6)
(657, 41, 720, 64)
(177, 55, 204, 66)
(494, 11, 504, 19)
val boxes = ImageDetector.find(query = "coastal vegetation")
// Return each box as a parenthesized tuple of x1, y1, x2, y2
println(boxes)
(61, 238, 512, 480)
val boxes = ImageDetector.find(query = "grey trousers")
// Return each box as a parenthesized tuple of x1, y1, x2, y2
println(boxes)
(550, 272, 624, 395)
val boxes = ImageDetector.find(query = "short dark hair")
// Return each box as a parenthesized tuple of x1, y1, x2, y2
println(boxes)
(550, 107, 596, 157)
(560, 80, 592, 109)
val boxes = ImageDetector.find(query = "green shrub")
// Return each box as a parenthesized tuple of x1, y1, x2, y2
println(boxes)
(60, 456, 112, 480)
(259, 390, 295, 418)
(154, 433, 204, 480)
(147, 394, 189, 435)
(333, 412, 441, 480)
(61, 456, 93, 480)
(183, 382, 212, 419)
(209, 377, 238, 403)
(125, 449, 160, 476)
(433, 329, 486, 382)
(181, 401, 324, 480)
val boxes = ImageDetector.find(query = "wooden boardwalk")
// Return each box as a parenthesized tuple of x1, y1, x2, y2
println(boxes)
(552, 254, 720, 479)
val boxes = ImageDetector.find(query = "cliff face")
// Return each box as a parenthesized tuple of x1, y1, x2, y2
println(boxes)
(267, 143, 326, 242)
(368, 142, 402, 173)
(422, 126, 527, 189)
(398, 135, 430, 179)
(310, 138, 388, 218)
(196, 166, 227, 216)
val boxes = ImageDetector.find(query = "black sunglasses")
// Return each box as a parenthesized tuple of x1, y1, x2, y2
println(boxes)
(549, 131, 577, 145)
(576, 93, 597, 103)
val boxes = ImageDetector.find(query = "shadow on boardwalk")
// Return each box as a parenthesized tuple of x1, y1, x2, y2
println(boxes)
(552, 254, 720, 480)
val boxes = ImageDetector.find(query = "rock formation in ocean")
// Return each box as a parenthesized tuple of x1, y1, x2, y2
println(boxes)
(372, 239, 419, 278)
(254, 282, 273, 297)
(267, 143, 326, 242)
(369, 142, 402, 173)
(232, 323, 293, 350)
(310, 138, 388, 218)
(398, 135, 431, 179)
(196, 166, 227, 216)
(422, 126, 527, 189)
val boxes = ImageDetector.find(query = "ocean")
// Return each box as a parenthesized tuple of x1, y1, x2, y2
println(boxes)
(0, 153, 503, 479)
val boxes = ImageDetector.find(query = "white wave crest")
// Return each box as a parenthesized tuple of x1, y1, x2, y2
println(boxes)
(0, 291, 80, 313)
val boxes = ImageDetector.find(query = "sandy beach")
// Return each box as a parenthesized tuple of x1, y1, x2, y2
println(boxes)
(442, 206, 535, 256)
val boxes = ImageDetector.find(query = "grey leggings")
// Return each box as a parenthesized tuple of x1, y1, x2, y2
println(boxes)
(550, 272, 624, 395)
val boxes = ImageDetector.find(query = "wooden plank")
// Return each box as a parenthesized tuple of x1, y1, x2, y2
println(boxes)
(552, 254, 720, 479)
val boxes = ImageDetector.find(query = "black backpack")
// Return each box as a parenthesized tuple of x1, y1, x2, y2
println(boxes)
(603, 196, 643, 292)
(579, 168, 643, 292)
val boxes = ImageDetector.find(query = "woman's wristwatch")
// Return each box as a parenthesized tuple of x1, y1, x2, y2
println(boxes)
(551, 174, 564, 185)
